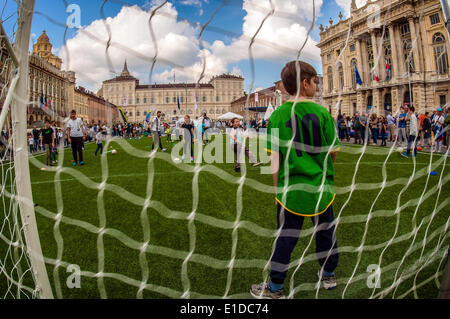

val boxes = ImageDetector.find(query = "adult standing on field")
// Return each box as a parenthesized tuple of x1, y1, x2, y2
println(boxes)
(67, 109, 86, 166)
(386, 112, 396, 142)
(151, 111, 166, 151)
(401, 106, 418, 158)
(32, 126, 40, 152)
(40, 119, 54, 166)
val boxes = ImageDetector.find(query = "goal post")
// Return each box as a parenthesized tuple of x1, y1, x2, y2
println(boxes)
(10, 0, 53, 299)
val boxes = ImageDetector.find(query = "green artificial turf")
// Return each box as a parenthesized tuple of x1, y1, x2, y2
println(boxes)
(0, 134, 449, 299)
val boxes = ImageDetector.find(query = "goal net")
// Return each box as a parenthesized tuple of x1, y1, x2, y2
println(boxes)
(0, 0, 449, 299)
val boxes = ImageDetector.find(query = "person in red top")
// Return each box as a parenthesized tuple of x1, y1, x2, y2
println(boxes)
(418, 112, 426, 147)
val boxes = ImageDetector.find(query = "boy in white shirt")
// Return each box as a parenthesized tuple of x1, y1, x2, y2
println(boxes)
(94, 127, 106, 156)
(230, 117, 261, 172)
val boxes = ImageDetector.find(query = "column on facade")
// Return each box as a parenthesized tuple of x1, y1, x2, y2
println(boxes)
(418, 17, 431, 76)
(360, 38, 370, 84)
(388, 23, 399, 81)
(333, 51, 339, 94)
(408, 17, 421, 74)
(393, 24, 406, 78)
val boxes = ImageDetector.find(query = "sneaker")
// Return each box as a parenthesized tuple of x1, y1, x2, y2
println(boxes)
(401, 152, 408, 158)
(79, 161, 85, 166)
(161, 148, 167, 152)
(234, 167, 241, 172)
(181, 155, 185, 160)
(72, 162, 77, 166)
(318, 271, 337, 290)
(190, 157, 194, 162)
(252, 162, 262, 167)
(250, 282, 284, 299)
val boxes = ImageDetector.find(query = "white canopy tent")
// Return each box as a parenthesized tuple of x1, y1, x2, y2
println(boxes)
(264, 102, 274, 120)
(217, 112, 243, 120)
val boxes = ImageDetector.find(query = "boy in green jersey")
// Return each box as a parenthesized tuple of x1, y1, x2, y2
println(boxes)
(251, 61, 340, 299)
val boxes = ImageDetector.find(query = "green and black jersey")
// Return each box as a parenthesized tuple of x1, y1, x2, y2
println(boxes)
(266, 100, 340, 216)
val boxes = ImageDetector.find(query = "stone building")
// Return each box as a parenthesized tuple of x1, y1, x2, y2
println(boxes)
(101, 61, 245, 122)
(32, 30, 62, 69)
(230, 76, 324, 119)
(28, 31, 69, 127)
(317, 0, 449, 116)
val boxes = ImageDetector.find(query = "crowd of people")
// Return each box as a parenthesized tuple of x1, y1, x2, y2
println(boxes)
(336, 106, 449, 155)
(11, 101, 448, 168)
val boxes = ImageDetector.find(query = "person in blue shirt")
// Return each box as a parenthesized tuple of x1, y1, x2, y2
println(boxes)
(397, 107, 407, 147)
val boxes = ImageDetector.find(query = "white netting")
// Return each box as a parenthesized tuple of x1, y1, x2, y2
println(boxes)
(0, 0, 449, 299)
(0, 1, 39, 298)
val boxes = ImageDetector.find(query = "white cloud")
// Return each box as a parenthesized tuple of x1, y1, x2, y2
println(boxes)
(59, 0, 324, 91)
(210, 0, 323, 65)
(335, 0, 369, 17)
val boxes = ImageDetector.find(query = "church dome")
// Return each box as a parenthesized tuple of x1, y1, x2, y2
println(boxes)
(37, 30, 50, 43)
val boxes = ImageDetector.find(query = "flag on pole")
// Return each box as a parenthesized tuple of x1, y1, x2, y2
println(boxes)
(145, 111, 151, 123)
(255, 92, 259, 102)
(39, 92, 44, 109)
(372, 62, 379, 82)
(47, 97, 53, 117)
(119, 107, 128, 124)
(177, 96, 180, 110)
(43, 94, 47, 111)
(385, 56, 391, 80)
(355, 65, 363, 85)
(264, 102, 274, 120)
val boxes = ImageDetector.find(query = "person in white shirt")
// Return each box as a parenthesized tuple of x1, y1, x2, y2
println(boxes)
(67, 109, 86, 166)
(151, 111, 165, 151)
(202, 112, 211, 145)
(94, 127, 106, 156)
(402, 106, 418, 158)
(230, 117, 261, 172)
(432, 108, 445, 153)
(386, 112, 396, 142)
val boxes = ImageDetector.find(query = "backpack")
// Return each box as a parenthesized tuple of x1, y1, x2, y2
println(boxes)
(354, 118, 361, 129)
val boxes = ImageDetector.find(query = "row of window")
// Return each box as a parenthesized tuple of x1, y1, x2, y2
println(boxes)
(106, 82, 243, 92)
(113, 94, 238, 106)
(125, 108, 228, 117)
(326, 32, 448, 92)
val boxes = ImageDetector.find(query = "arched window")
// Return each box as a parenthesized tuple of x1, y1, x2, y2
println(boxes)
(401, 23, 414, 73)
(327, 66, 333, 93)
(367, 40, 374, 79)
(403, 39, 415, 73)
(432, 32, 449, 74)
(338, 63, 344, 90)
(350, 58, 357, 88)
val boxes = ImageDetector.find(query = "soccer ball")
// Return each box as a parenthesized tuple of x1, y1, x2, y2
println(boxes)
(417, 146, 423, 151)
(111, 149, 117, 155)
(397, 147, 404, 153)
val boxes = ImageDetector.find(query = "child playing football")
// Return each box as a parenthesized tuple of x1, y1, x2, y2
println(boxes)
(251, 61, 340, 299)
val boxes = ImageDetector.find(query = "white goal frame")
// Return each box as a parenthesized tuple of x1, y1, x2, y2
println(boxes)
(1, 0, 53, 299)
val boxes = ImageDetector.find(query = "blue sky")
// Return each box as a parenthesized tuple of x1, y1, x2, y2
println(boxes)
(1, 0, 357, 92)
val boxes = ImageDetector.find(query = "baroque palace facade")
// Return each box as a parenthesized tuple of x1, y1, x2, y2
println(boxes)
(28, 31, 69, 127)
(101, 61, 245, 122)
(317, 0, 450, 116)
(1, 30, 119, 129)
